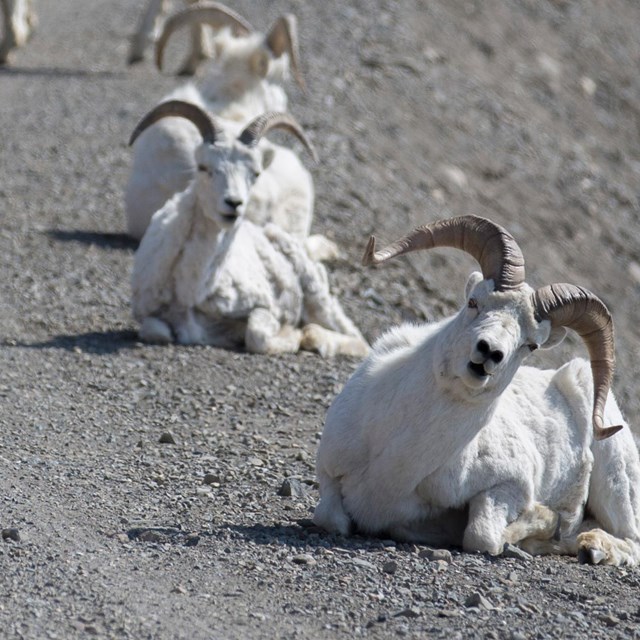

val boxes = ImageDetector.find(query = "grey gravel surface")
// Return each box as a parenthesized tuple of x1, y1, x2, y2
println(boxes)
(2, 1, 640, 638)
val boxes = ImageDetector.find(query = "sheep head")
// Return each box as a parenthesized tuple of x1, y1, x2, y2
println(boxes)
(363, 215, 622, 441)
(155, 3, 305, 89)
(129, 100, 316, 228)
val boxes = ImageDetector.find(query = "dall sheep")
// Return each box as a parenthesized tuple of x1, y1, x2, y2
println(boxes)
(314, 215, 640, 566)
(126, 99, 317, 246)
(0, 0, 36, 64)
(129, 105, 367, 356)
(124, 4, 316, 244)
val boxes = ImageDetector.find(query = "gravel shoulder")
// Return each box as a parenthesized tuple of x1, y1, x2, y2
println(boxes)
(2, 1, 640, 638)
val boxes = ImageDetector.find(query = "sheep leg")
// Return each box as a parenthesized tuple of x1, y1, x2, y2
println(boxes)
(300, 262, 369, 356)
(139, 316, 173, 344)
(0, 0, 35, 64)
(313, 472, 353, 536)
(463, 486, 544, 555)
(301, 323, 369, 358)
(244, 308, 302, 354)
(128, 0, 168, 65)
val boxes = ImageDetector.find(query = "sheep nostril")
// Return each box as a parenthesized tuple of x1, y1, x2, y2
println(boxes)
(224, 197, 242, 210)
(491, 350, 504, 364)
(477, 339, 490, 355)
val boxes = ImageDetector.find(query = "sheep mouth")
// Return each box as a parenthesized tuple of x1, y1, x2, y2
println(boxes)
(467, 361, 489, 379)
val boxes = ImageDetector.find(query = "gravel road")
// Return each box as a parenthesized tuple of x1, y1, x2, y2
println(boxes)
(2, 1, 640, 638)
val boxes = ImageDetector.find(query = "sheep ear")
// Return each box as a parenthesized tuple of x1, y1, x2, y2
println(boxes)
(249, 49, 270, 78)
(539, 324, 567, 350)
(464, 271, 484, 299)
(261, 147, 276, 170)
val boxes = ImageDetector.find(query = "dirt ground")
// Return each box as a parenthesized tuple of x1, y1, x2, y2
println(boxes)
(2, 1, 640, 638)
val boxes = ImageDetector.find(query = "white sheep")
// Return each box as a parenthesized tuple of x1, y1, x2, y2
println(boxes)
(129, 107, 366, 356)
(125, 98, 318, 243)
(124, 4, 319, 246)
(133, 215, 368, 357)
(0, 0, 36, 64)
(313, 215, 640, 566)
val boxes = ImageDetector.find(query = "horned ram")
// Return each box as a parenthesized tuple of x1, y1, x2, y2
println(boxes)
(130, 101, 367, 356)
(124, 3, 318, 245)
(313, 215, 640, 566)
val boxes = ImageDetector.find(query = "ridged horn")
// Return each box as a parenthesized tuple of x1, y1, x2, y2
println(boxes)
(155, 2, 253, 71)
(129, 100, 219, 146)
(266, 14, 305, 91)
(532, 284, 623, 441)
(238, 112, 318, 162)
(362, 215, 525, 292)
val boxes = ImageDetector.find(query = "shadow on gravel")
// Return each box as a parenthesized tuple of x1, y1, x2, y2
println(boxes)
(0, 66, 125, 79)
(46, 229, 139, 251)
(224, 521, 353, 549)
(10, 330, 139, 354)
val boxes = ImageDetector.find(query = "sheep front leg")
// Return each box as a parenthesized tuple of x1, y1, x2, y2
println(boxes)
(128, 0, 168, 65)
(301, 323, 369, 358)
(464, 488, 558, 556)
(0, 0, 36, 63)
(245, 308, 302, 354)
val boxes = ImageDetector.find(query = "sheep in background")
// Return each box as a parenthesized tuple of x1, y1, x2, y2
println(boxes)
(124, 4, 326, 250)
(314, 215, 640, 566)
(128, 0, 252, 76)
(129, 102, 366, 355)
(125, 99, 321, 249)
(0, 0, 36, 64)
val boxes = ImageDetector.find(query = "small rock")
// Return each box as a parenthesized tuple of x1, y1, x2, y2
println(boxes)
(159, 432, 176, 444)
(203, 473, 220, 485)
(171, 585, 187, 594)
(393, 607, 420, 619)
(437, 165, 469, 194)
(2, 528, 20, 542)
(351, 558, 376, 571)
(580, 76, 597, 97)
(382, 560, 398, 574)
(437, 608, 459, 618)
(419, 548, 452, 563)
(277, 478, 305, 498)
(292, 554, 316, 566)
(599, 614, 620, 627)
(501, 543, 532, 561)
(465, 592, 494, 610)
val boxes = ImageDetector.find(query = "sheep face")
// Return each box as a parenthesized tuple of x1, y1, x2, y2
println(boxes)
(194, 140, 272, 227)
(434, 272, 565, 400)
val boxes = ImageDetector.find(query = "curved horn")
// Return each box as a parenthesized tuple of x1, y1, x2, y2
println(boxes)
(155, 2, 253, 71)
(266, 14, 305, 91)
(238, 112, 318, 162)
(532, 284, 622, 441)
(129, 100, 219, 146)
(362, 215, 525, 292)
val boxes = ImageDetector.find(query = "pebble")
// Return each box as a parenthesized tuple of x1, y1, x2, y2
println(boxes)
(277, 478, 305, 498)
(292, 554, 317, 567)
(159, 432, 176, 444)
(419, 548, 452, 563)
(465, 592, 494, 611)
(502, 543, 533, 561)
(382, 560, 398, 574)
(2, 528, 20, 542)
(393, 607, 420, 619)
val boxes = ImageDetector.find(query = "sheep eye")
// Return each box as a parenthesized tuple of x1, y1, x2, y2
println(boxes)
(468, 298, 478, 309)
(197, 164, 208, 172)
(528, 344, 539, 352)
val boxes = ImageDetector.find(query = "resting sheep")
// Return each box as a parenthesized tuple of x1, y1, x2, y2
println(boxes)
(129, 100, 365, 355)
(0, 0, 36, 64)
(124, 4, 313, 243)
(126, 98, 317, 246)
(314, 215, 640, 566)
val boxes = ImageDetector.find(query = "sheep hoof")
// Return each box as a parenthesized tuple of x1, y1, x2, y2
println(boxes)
(577, 547, 606, 565)
(139, 317, 173, 344)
